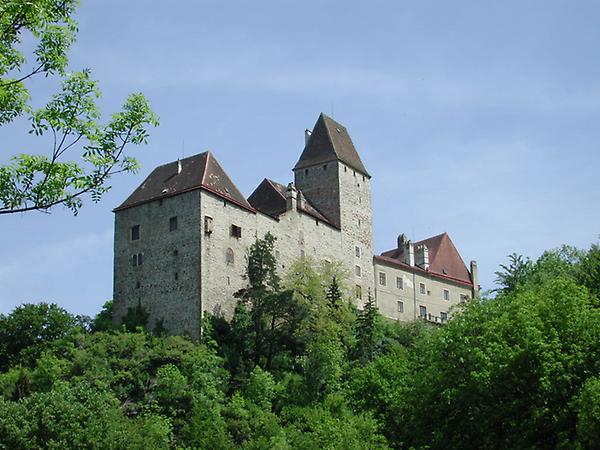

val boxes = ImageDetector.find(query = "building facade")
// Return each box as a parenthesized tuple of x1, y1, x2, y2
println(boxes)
(113, 114, 478, 338)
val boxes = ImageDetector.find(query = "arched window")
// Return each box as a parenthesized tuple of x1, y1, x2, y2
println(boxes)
(226, 248, 234, 265)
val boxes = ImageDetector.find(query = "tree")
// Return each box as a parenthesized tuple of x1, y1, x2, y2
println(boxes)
(234, 233, 283, 369)
(0, 0, 158, 215)
(0, 302, 78, 371)
(354, 290, 380, 364)
(494, 252, 534, 293)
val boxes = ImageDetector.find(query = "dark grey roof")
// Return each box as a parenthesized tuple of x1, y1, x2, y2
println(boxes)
(294, 113, 370, 177)
(115, 152, 253, 212)
(248, 178, 334, 225)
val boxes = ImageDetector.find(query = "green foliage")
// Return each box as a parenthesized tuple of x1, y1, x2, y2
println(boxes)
(121, 299, 149, 332)
(2, 242, 600, 448)
(90, 300, 115, 332)
(354, 290, 381, 363)
(494, 252, 534, 293)
(0, 303, 78, 371)
(398, 277, 600, 449)
(0, 0, 158, 215)
(578, 243, 600, 302)
(576, 376, 600, 449)
(0, 381, 172, 449)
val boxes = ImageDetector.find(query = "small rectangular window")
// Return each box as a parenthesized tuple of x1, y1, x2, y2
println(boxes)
(419, 282, 426, 295)
(174, 272, 179, 281)
(419, 305, 427, 318)
(230, 224, 242, 238)
(379, 272, 387, 286)
(131, 225, 140, 241)
(137, 253, 143, 265)
(132, 254, 138, 267)
(355, 265, 361, 277)
(440, 312, 448, 322)
(397, 301, 404, 313)
(396, 276, 403, 289)
(355, 246, 361, 257)
(355, 285, 362, 300)
(204, 216, 213, 234)
(169, 216, 178, 232)
(443, 289, 450, 301)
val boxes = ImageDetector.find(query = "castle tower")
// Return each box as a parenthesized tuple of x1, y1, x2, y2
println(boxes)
(293, 113, 374, 305)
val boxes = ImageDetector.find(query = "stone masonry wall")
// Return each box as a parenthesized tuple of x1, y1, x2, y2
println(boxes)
(199, 190, 346, 321)
(113, 190, 201, 338)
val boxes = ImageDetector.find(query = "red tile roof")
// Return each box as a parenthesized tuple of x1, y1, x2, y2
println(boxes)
(114, 152, 254, 212)
(294, 113, 370, 177)
(380, 232, 472, 285)
(248, 178, 335, 227)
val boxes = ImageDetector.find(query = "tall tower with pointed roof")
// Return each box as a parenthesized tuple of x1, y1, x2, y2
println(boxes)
(294, 113, 374, 302)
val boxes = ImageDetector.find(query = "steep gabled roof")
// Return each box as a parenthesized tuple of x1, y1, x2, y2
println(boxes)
(248, 178, 333, 225)
(247, 179, 287, 219)
(294, 113, 370, 177)
(381, 232, 472, 284)
(114, 152, 254, 212)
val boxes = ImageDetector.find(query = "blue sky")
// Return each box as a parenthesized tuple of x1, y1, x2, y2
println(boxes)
(1, 0, 599, 317)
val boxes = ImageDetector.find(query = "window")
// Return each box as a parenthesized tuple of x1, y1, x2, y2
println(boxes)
(300, 249, 305, 258)
(355, 246, 361, 257)
(355, 285, 362, 300)
(174, 272, 179, 281)
(305, 169, 308, 175)
(379, 272, 387, 286)
(173, 249, 178, 256)
(230, 224, 242, 238)
(419, 305, 427, 318)
(419, 282, 426, 294)
(169, 216, 178, 232)
(204, 216, 213, 234)
(460, 294, 469, 303)
(226, 248, 234, 265)
(136, 280, 140, 289)
(323, 164, 327, 171)
(440, 312, 448, 322)
(132, 253, 143, 267)
(355, 265, 361, 277)
(443, 289, 450, 301)
(396, 276, 403, 289)
(397, 301, 404, 313)
(131, 225, 140, 241)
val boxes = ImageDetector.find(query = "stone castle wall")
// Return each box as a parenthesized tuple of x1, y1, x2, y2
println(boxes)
(113, 191, 201, 338)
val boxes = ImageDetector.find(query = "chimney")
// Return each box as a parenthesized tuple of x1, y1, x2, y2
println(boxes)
(177, 159, 182, 174)
(397, 233, 408, 248)
(304, 129, 312, 145)
(398, 234, 415, 267)
(286, 182, 298, 211)
(470, 261, 480, 298)
(415, 244, 429, 270)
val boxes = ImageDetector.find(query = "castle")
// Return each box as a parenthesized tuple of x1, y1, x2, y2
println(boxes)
(112, 113, 479, 339)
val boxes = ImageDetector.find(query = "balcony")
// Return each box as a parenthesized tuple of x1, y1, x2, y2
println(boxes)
(418, 313, 448, 324)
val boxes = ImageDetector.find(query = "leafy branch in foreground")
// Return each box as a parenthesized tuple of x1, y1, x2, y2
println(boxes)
(0, 0, 158, 215)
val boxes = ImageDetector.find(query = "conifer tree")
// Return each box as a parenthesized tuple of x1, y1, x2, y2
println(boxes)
(355, 289, 379, 363)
